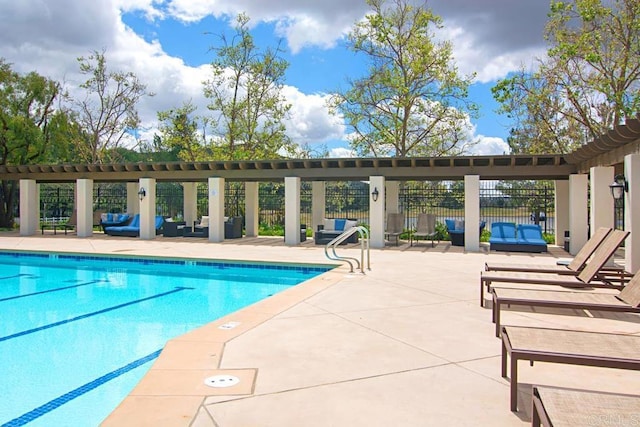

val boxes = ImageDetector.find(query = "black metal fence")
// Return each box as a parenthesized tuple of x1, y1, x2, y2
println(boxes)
(35, 180, 621, 236)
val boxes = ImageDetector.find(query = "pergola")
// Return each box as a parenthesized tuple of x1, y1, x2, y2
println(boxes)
(2, 114, 639, 271)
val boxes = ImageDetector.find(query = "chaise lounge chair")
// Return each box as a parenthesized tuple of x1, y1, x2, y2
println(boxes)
(485, 227, 613, 274)
(500, 325, 640, 412)
(479, 229, 629, 307)
(384, 213, 404, 246)
(491, 269, 640, 336)
(410, 213, 438, 247)
(531, 386, 640, 427)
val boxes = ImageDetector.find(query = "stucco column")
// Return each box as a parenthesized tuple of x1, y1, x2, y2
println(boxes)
(590, 166, 615, 232)
(369, 176, 385, 248)
(126, 182, 139, 214)
(138, 178, 156, 240)
(385, 181, 400, 214)
(464, 175, 480, 252)
(625, 154, 640, 273)
(569, 174, 589, 255)
(182, 182, 198, 228)
(19, 179, 38, 236)
(312, 181, 326, 234)
(76, 178, 93, 237)
(208, 177, 225, 243)
(284, 177, 301, 245)
(554, 180, 570, 247)
(245, 182, 259, 237)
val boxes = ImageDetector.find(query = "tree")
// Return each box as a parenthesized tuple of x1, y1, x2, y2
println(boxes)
(329, 0, 477, 158)
(493, 0, 640, 154)
(72, 50, 150, 163)
(0, 59, 64, 227)
(156, 102, 210, 162)
(203, 13, 293, 160)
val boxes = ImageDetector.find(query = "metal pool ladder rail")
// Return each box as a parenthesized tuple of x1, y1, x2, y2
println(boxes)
(324, 226, 370, 273)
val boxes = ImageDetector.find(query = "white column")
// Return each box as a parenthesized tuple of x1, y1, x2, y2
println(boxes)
(590, 166, 615, 232)
(19, 179, 38, 236)
(126, 182, 139, 214)
(312, 181, 326, 234)
(245, 182, 259, 237)
(464, 175, 480, 252)
(208, 177, 225, 243)
(385, 181, 400, 214)
(182, 182, 198, 227)
(569, 174, 589, 255)
(625, 154, 640, 273)
(284, 177, 301, 245)
(139, 178, 156, 240)
(554, 180, 570, 247)
(76, 179, 93, 237)
(369, 176, 385, 248)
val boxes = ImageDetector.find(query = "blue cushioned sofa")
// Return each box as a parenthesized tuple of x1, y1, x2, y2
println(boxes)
(104, 214, 165, 237)
(489, 222, 547, 252)
(100, 213, 131, 232)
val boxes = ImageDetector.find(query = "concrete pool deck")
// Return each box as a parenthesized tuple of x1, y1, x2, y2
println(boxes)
(1, 232, 639, 426)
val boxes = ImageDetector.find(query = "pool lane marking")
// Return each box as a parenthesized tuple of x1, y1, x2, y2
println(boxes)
(0, 280, 105, 303)
(0, 287, 194, 343)
(1, 349, 162, 427)
(0, 274, 37, 281)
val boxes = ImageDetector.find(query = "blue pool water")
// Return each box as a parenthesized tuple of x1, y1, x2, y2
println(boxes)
(0, 251, 332, 427)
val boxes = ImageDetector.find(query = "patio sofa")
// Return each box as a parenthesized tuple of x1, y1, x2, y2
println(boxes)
(99, 213, 132, 232)
(444, 219, 486, 246)
(314, 218, 359, 245)
(489, 222, 547, 252)
(104, 214, 165, 237)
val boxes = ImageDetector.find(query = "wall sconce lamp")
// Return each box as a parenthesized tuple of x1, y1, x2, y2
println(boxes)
(371, 187, 379, 202)
(138, 187, 146, 201)
(609, 175, 628, 200)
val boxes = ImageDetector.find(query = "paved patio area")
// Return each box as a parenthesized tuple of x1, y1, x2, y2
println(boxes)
(1, 232, 638, 426)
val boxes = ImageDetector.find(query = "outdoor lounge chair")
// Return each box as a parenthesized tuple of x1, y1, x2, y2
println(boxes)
(500, 325, 640, 412)
(485, 227, 613, 274)
(531, 386, 640, 427)
(41, 210, 77, 235)
(410, 213, 438, 247)
(384, 212, 404, 246)
(479, 229, 630, 306)
(491, 269, 640, 336)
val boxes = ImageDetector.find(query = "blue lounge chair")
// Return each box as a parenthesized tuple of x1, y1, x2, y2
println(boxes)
(105, 214, 165, 237)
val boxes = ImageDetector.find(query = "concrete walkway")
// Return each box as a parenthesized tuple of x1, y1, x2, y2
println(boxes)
(1, 233, 639, 426)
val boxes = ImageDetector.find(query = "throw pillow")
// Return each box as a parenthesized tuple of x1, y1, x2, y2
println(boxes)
(323, 219, 335, 231)
(334, 219, 347, 231)
(344, 220, 358, 230)
(454, 220, 465, 231)
(101, 213, 108, 222)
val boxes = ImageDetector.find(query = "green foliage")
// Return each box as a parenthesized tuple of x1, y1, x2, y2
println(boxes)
(203, 13, 293, 160)
(156, 102, 208, 161)
(329, 0, 477, 157)
(0, 59, 65, 227)
(493, 0, 640, 153)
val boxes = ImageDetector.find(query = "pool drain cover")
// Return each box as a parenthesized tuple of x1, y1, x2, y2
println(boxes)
(204, 375, 240, 388)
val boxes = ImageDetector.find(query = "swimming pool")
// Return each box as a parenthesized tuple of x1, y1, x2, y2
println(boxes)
(0, 251, 333, 427)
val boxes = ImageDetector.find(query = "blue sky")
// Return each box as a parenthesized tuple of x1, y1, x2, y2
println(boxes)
(0, 0, 552, 157)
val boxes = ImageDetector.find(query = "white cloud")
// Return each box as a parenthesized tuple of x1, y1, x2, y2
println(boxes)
(469, 136, 511, 156)
(329, 147, 356, 158)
